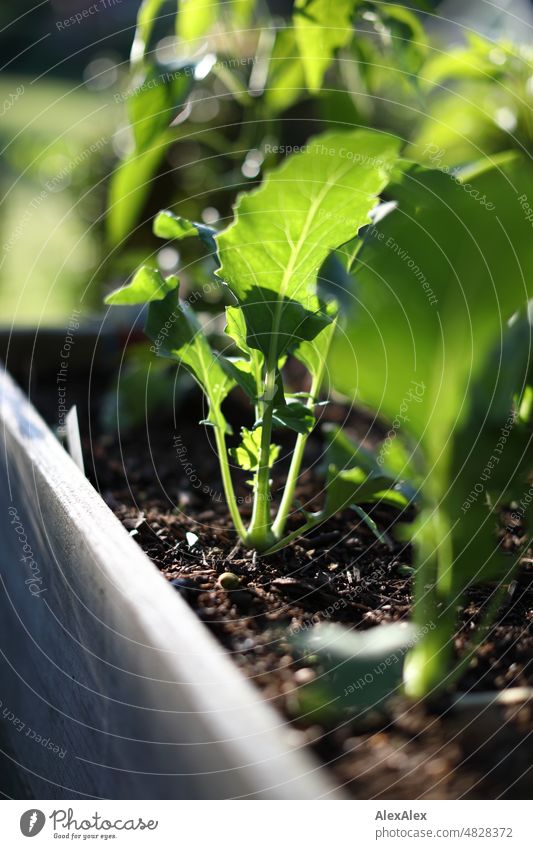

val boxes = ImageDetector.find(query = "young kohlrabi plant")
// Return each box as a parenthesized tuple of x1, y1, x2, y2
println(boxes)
(105, 129, 408, 552)
(330, 153, 533, 699)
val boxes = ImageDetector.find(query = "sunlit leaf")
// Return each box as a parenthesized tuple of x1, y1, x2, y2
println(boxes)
(293, 0, 356, 92)
(154, 208, 217, 253)
(105, 266, 178, 305)
(216, 129, 400, 361)
(230, 426, 280, 471)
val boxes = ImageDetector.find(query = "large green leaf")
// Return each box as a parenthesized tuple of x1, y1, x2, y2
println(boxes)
(216, 129, 400, 361)
(331, 154, 533, 488)
(330, 154, 533, 695)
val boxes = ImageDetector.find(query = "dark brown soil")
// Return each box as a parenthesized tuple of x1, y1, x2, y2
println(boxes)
(87, 396, 533, 800)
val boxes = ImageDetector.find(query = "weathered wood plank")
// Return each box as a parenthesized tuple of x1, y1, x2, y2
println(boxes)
(0, 367, 337, 799)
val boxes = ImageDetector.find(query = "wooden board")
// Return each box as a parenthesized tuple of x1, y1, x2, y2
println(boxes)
(0, 367, 338, 799)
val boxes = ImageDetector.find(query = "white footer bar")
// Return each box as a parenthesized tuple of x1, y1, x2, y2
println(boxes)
(1, 800, 530, 848)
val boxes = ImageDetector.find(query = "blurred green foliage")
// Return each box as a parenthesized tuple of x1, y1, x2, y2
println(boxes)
(1, 0, 532, 327)
(0, 76, 118, 322)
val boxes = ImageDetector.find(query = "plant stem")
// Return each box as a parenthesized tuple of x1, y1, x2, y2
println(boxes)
(272, 372, 322, 540)
(263, 514, 322, 554)
(403, 505, 455, 698)
(213, 419, 247, 542)
(246, 367, 276, 550)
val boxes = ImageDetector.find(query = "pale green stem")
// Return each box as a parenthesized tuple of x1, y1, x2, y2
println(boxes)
(213, 420, 247, 542)
(272, 370, 323, 540)
(246, 367, 276, 549)
(403, 506, 455, 698)
(264, 514, 323, 555)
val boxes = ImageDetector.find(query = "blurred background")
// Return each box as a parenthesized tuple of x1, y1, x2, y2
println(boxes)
(0, 0, 532, 325)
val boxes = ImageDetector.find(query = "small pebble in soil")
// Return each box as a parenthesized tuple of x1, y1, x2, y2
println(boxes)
(293, 667, 316, 685)
(218, 571, 242, 590)
(186, 531, 199, 548)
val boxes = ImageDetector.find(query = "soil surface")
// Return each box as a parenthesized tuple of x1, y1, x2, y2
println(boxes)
(87, 392, 533, 800)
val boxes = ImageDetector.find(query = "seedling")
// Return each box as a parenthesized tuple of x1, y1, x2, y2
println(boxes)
(105, 129, 408, 552)
(331, 154, 533, 697)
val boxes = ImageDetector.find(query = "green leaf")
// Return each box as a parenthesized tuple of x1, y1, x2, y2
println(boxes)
(216, 129, 400, 361)
(323, 424, 415, 509)
(264, 29, 306, 114)
(105, 267, 179, 305)
(107, 54, 205, 245)
(233, 297, 332, 361)
(293, 301, 338, 383)
(144, 288, 234, 423)
(230, 427, 280, 472)
(225, 305, 258, 359)
(331, 155, 533, 486)
(324, 465, 406, 518)
(329, 154, 533, 696)
(107, 133, 172, 245)
(177, 0, 219, 44)
(130, 0, 167, 67)
(293, 0, 356, 92)
(105, 267, 228, 416)
(293, 622, 418, 715)
(218, 356, 257, 401)
(421, 34, 504, 90)
(272, 400, 316, 435)
(127, 62, 195, 150)
(153, 209, 218, 253)
(224, 305, 264, 402)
